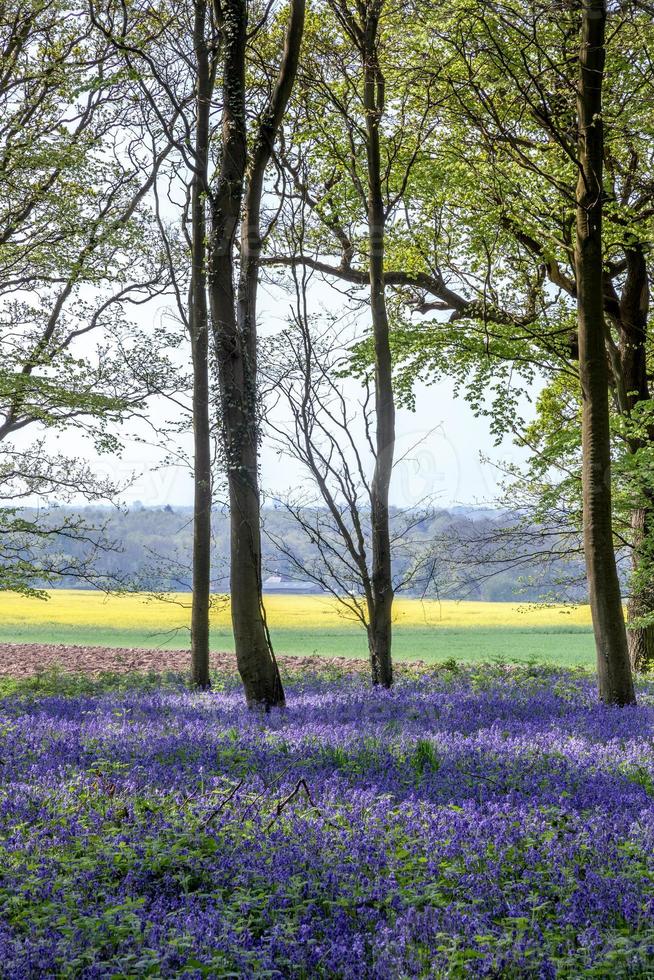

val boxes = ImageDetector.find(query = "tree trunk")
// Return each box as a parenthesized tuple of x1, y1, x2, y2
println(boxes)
(608, 244, 654, 674)
(363, 2, 394, 689)
(576, 0, 634, 704)
(367, 604, 392, 687)
(189, 0, 212, 689)
(208, 0, 283, 708)
(627, 506, 654, 672)
(210, 0, 304, 708)
(627, 617, 654, 674)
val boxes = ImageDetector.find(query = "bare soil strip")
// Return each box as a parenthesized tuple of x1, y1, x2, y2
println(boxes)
(0, 643, 428, 678)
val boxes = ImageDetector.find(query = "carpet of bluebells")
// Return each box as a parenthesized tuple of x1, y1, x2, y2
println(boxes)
(2, 665, 654, 978)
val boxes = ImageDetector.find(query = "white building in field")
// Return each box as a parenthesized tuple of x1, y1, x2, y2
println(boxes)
(263, 574, 323, 595)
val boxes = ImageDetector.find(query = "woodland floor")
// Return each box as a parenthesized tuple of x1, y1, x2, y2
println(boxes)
(2, 664, 654, 976)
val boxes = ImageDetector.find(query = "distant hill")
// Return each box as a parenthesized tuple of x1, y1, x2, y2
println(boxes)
(3, 504, 589, 603)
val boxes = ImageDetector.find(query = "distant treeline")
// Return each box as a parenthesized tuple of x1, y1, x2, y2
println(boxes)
(13, 505, 589, 603)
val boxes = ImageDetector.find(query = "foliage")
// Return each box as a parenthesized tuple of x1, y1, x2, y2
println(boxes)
(0, 0, 184, 590)
(0, 504, 125, 597)
(366, 0, 654, 625)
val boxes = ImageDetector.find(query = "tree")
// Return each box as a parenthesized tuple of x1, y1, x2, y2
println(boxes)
(344, 0, 395, 688)
(575, 0, 633, 704)
(264, 263, 439, 677)
(352, 0, 650, 689)
(94, 0, 306, 704)
(443, 0, 654, 676)
(0, 0, 180, 591)
(266, 0, 442, 684)
(188, 0, 214, 688)
(209, 0, 306, 707)
(90, 0, 225, 689)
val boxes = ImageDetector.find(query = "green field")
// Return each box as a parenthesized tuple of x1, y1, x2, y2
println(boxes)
(0, 590, 599, 666)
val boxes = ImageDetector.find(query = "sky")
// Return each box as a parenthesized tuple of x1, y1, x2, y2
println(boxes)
(66, 382, 528, 511)
(42, 279, 535, 512)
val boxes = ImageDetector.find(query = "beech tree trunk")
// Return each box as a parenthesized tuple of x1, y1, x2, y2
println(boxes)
(627, 612, 654, 674)
(189, 0, 212, 689)
(576, 0, 634, 704)
(606, 244, 654, 673)
(207, 0, 281, 707)
(362, 1, 394, 688)
(627, 506, 654, 673)
(209, 0, 304, 708)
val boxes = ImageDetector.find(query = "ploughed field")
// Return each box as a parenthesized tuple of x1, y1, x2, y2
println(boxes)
(0, 591, 596, 666)
(2, 666, 654, 977)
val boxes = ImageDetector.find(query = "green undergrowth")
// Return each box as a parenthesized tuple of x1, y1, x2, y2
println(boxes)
(0, 658, 595, 700)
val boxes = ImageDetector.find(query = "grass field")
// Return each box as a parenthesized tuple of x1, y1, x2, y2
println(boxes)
(0, 590, 597, 666)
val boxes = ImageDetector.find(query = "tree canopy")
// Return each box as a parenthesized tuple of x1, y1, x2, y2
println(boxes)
(1, 0, 653, 703)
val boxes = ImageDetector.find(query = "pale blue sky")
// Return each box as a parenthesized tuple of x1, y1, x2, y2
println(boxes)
(37, 281, 535, 510)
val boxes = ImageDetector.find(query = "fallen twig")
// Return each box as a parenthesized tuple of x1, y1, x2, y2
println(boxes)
(265, 778, 319, 831)
(239, 765, 292, 824)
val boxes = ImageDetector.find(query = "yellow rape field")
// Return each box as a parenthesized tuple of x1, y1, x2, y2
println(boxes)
(0, 589, 593, 631)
